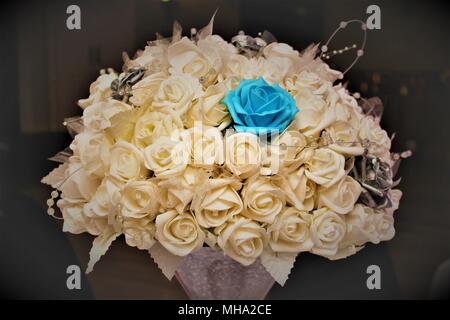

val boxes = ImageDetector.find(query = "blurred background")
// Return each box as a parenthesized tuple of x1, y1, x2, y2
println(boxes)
(0, 0, 449, 299)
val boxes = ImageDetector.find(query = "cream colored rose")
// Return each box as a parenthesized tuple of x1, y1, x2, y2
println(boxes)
(123, 217, 156, 250)
(326, 121, 364, 156)
(242, 176, 285, 224)
(70, 131, 113, 177)
(225, 132, 262, 179)
(293, 87, 336, 136)
(304, 148, 345, 188)
(317, 176, 361, 214)
(334, 100, 363, 131)
(168, 37, 217, 84)
(277, 166, 316, 211)
(143, 136, 190, 178)
(152, 73, 203, 116)
(310, 208, 346, 257)
(107, 108, 142, 142)
(267, 207, 313, 253)
(78, 72, 118, 109)
(285, 70, 324, 93)
(83, 99, 132, 132)
(158, 166, 209, 213)
(120, 180, 161, 219)
(185, 82, 231, 130)
(60, 157, 101, 203)
(109, 141, 148, 182)
(188, 125, 224, 167)
(217, 217, 265, 266)
(359, 116, 391, 157)
(221, 54, 253, 83)
(191, 177, 243, 228)
(129, 71, 168, 107)
(274, 129, 313, 173)
(133, 110, 183, 149)
(344, 204, 380, 246)
(84, 177, 122, 218)
(374, 210, 395, 241)
(58, 199, 108, 236)
(130, 42, 169, 71)
(262, 42, 300, 83)
(260, 143, 282, 175)
(155, 210, 205, 256)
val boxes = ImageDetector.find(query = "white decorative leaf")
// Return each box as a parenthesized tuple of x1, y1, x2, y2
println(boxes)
(148, 242, 184, 280)
(41, 163, 68, 189)
(86, 228, 120, 274)
(260, 250, 298, 286)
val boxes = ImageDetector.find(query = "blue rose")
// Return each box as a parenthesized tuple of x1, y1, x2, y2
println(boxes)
(223, 77, 298, 135)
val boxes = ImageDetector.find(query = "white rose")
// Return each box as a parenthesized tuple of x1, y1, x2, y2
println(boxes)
(273, 129, 313, 173)
(262, 42, 300, 82)
(267, 207, 313, 253)
(326, 121, 364, 156)
(70, 131, 113, 177)
(225, 132, 262, 179)
(221, 54, 253, 83)
(285, 70, 324, 93)
(344, 204, 380, 246)
(143, 136, 190, 178)
(168, 37, 216, 84)
(293, 87, 336, 136)
(130, 42, 169, 72)
(58, 200, 108, 236)
(123, 216, 156, 250)
(191, 177, 243, 228)
(83, 99, 132, 132)
(334, 100, 363, 131)
(158, 166, 210, 213)
(277, 166, 316, 211)
(310, 208, 346, 257)
(129, 71, 168, 107)
(260, 143, 282, 175)
(60, 157, 101, 203)
(84, 177, 122, 218)
(304, 148, 346, 188)
(109, 141, 148, 182)
(188, 125, 224, 167)
(107, 108, 142, 142)
(152, 73, 203, 116)
(78, 72, 118, 109)
(185, 82, 232, 130)
(217, 217, 265, 266)
(374, 210, 395, 241)
(359, 116, 391, 157)
(155, 210, 205, 256)
(120, 180, 161, 219)
(317, 176, 362, 214)
(133, 110, 183, 149)
(242, 176, 285, 224)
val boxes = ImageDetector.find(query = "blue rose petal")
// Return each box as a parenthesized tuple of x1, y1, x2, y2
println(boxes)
(223, 77, 299, 135)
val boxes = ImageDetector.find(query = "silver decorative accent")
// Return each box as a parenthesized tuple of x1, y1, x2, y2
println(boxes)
(231, 30, 276, 57)
(352, 155, 396, 209)
(111, 67, 146, 102)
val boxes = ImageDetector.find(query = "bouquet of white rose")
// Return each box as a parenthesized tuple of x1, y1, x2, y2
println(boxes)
(42, 15, 410, 293)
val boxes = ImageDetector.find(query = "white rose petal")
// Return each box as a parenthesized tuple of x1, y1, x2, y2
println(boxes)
(310, 208, 346, 257)
(217, 217, 266, 266)
(268, 207, 313, 253)
(192, 177, 243, 228)
(317, 176, 362, 214)
(225, 132, 262, 179)
(305, 148, 346, 188)
(155, 210, 205, 256)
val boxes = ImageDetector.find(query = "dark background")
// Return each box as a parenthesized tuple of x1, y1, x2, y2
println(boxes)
(0, 0, 449, 299)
